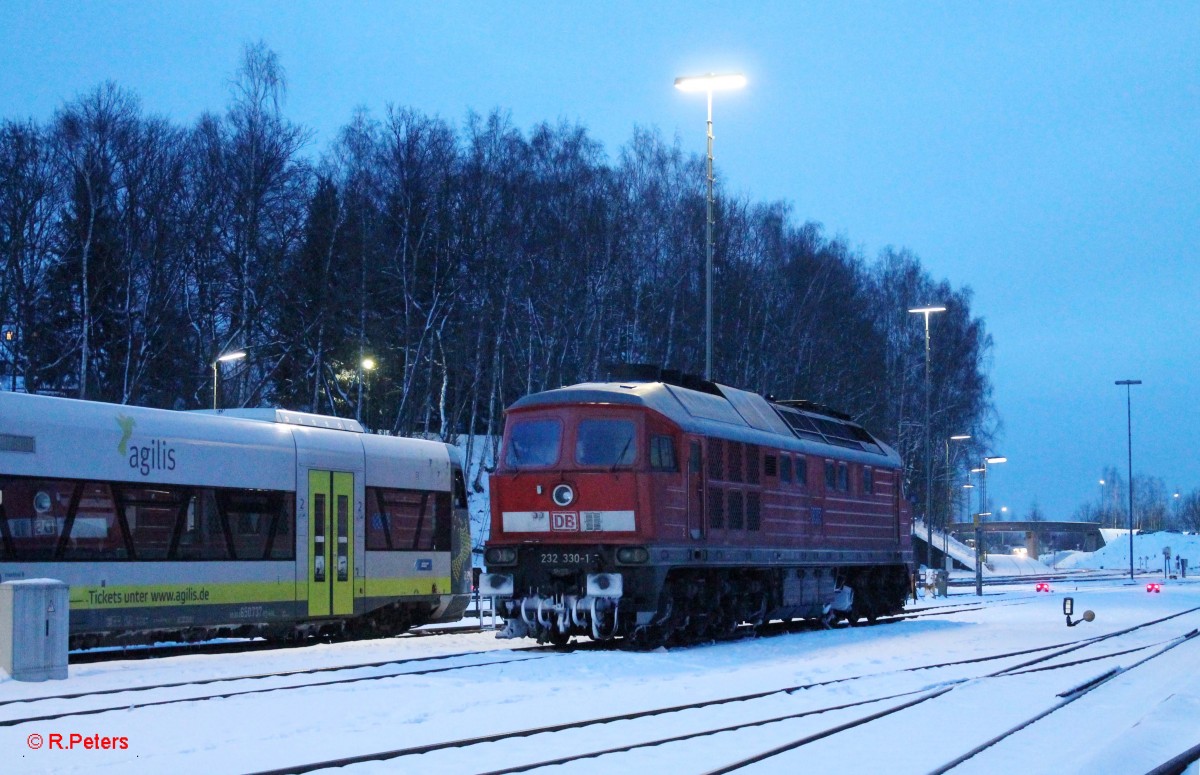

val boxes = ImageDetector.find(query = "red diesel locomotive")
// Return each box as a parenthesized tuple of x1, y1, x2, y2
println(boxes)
(480, 371, 912, 646)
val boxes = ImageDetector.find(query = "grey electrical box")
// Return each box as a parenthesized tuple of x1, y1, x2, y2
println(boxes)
(0, 579, 69, 681)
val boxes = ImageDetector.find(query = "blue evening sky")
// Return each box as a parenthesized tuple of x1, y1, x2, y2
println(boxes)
(2, 1, 1197, 520)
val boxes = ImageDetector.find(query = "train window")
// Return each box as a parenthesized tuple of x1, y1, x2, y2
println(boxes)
(746, 446, 760, 485)
(269, 496, 293, 560)
(708, 486, 725, 529)
(728, 491, 744, 530)
(838, 463, 849, 492)
(1, 478, 80, 560)
(116, 485, 187, 561)
(313, 494, 326, 581)
(650, 435, 677, 471)
(824, 461, 836, 490)
(747, 492, 761, 531)
(505, 418, 562, 468)
(728, 442, 744, 482)
(708, 439, 724, 479)
(367, 488, 447, 551)
(176, 490, 232, 560)
(0, 479, 59, 560)
(797, 456, 808, 487)
(336, 495, 349, 581)
(864, 468, 874, 495)
(689, 441, 701, 474)
(60, 482, 129, 561)
(576, 419, 637, 467)
(220, 490, 292, 560)
(453, 468, 468, 509)
(780, 455, 792, 483)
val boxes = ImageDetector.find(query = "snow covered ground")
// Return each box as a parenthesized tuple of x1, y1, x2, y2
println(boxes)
(1056, 531, 1200, 576)
(4, 574, 1200, 774)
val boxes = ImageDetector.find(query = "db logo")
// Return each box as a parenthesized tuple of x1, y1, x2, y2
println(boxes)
(550, 512, 579, 531)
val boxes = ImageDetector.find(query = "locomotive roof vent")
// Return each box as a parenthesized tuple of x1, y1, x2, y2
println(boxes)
(607, 363, 722, 397)
(773, 398, 853, 422)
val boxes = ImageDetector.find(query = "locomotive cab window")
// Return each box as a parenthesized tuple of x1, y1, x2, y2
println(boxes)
(504, 418, 562, 468)
(838, 463, 849, 492)
(796, 455, 808, 487)
(575, 418, 637, 467)
(780, 455, 793, 483)
(824, 461, 836, 490)
(649, 435, 677, 471)
(864, 467, 874, 495)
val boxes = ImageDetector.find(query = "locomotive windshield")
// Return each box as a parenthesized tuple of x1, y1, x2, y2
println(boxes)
(504, 418, 562, 468)
(575, 418, 637, 467)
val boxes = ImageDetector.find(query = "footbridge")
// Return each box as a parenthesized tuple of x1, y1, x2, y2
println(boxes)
(913, 520, 1107, 571)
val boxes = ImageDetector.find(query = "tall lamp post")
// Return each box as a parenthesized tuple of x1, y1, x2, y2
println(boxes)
(943, 434, 971, 566)
(1116, 379, 1142, 581)
(675, 72, 746, 381)
(909, 305, 946, 567)
(972, 455, 1007, 596)
(359, 357, 376, 428)
(212, 351, 246, 410)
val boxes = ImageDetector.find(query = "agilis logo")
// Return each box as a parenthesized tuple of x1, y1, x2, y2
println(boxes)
(115, 413, 178, 476)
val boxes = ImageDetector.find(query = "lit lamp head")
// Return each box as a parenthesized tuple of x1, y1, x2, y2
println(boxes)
(674, 73, 747, 92)
(217, 351, 246, 364)
(908, 305, 947, 315)
(361, 357, 376, 372)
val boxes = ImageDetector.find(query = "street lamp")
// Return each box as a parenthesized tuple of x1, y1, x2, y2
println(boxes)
(212, 351, 246, 410)
(942, 434, 971, 567)
(359, 357, 376, 427)
(909, 305, 947, 568)
(1115, 379, 1142, 581)
(974, 455, 1007, 596)
(675, 72, 746, 381)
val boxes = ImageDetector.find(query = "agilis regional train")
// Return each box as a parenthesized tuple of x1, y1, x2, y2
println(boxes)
(480, 370, 912, 646)
(0, 392, 471, 648)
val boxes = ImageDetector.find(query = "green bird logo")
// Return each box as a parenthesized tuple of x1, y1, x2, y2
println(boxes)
(116, 414, 135, 456)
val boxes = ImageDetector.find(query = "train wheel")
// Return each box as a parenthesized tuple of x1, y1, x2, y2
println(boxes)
(548, 628, 571, 647)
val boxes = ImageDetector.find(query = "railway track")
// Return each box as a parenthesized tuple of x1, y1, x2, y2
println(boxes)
(11, 606, 980, 727)
(1, 645, 566, 728)
(240, 605, 1200, 775)
(68, 620, 497, 664)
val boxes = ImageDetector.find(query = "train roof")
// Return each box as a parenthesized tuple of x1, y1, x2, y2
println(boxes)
(508, 380, 901, 467)
(0, 391, 457, 491)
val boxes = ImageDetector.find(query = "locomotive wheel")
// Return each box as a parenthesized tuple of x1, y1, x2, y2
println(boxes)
(548, 628, 571, 647)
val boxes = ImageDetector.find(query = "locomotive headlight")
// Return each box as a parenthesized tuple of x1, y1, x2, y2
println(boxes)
(551, 483, 575, 507)
(485, 546, 518, 566)
(616, 546, 649, 564)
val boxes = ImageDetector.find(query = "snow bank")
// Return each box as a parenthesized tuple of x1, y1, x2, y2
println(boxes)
(1056, 531, 1200, 574)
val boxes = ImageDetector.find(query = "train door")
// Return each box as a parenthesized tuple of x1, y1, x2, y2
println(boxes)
(307, 470, 355, 617)
(687, 439, 704, 540)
